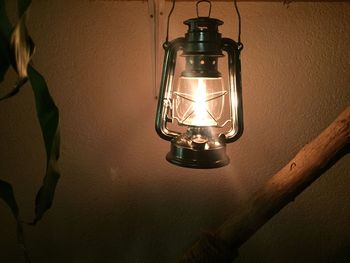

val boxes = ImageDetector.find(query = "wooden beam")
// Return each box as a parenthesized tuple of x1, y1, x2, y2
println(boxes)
(175, 0, 347, 2)
(116, 0, 349, 3)
(182, 0, 347, 2)
(180, 106, 350, 262)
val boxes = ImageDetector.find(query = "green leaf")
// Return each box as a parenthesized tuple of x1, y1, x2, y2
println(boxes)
(10, 0, 35, 79)
(12, 0, 36, 78)
(0, 0, 59, 260)
(0, 77, 27, 101)
(1, 0, 61, 238)
(27, 65, 60, 225)
(0, 179, 19, 218)
(18, 0, 31, 18)
(1, 0, 60, 225)
(0, 0, 12, 38)
(0, 0, 12, 82)
(0, 180, 31, 262)
(11, 13, 35, 78)
(0, 33, 10, 82)
(0, 0, 34, 86)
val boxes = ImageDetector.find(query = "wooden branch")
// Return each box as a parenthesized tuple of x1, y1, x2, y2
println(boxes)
(180, 106, 350, 263)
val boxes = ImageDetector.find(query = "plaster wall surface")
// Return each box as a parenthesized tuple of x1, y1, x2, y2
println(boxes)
(0, 1, 349, 262)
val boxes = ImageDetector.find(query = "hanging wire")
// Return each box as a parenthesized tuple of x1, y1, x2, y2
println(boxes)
(164, 0, 176, 46)
(233, 0, 243, 50)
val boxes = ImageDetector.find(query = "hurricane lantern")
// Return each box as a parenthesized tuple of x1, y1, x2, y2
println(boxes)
(155, 1, 243, 168)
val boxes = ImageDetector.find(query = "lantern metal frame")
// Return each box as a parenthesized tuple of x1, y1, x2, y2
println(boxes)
(155, 1, 243, 168)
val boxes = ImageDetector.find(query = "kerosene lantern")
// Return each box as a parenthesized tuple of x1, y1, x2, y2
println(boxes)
(155, 0, 243, 168)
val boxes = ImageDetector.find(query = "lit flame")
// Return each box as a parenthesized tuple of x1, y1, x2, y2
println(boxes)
(192, 79, 208, 126)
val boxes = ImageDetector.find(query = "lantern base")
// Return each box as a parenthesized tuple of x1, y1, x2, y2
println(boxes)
(166, 127, 230, 169)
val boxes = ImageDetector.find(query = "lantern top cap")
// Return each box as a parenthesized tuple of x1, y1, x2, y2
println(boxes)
(184, 17, 223, 28)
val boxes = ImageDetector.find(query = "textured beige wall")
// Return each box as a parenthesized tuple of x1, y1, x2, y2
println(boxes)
(0, 0, 349, 262)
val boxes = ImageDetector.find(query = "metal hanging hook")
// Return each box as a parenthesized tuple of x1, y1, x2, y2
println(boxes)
(164, 0, 176, 47)
(196, 0, 212, 18)
(233, 0, 243, 50)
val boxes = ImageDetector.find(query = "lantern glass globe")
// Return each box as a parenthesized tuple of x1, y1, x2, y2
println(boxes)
(174, 76, 226, 127)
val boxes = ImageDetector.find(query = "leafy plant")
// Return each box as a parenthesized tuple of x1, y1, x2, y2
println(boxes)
(0, 0, 60, 261)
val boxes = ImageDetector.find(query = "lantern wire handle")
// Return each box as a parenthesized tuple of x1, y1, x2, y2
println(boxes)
(164, 0, 176, 47)
(233, 0, 243, 50)
(196, 0, 212, 18)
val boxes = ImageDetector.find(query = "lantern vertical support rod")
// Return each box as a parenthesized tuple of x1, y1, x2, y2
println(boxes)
(148, 0, 166, 100)
(222, 38, 244, 143)
(155, 38, 185, 141)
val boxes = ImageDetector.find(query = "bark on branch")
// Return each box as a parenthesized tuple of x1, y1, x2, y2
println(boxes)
(180, 106, 350, 263)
